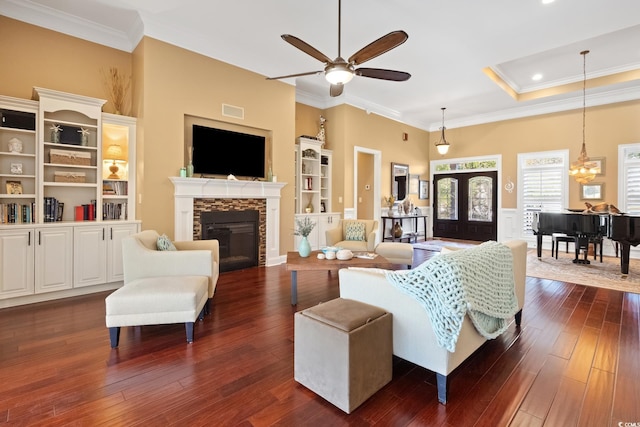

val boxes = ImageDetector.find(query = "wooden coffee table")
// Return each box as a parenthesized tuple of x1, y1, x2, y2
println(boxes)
(285, 251, 393, 305)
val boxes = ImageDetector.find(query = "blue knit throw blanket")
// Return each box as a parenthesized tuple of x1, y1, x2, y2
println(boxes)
(385, 241, 518, 352)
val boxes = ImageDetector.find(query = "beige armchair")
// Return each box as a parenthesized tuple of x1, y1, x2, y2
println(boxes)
(325, 219, 379, 252)
(123, 230, 220, 305)
(105, 230, 220, 347)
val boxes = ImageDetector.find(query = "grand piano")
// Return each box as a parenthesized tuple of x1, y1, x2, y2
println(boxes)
(532, 212, 608, 264)
(533, 212, 640, 274)
(609, 214, 640, 274)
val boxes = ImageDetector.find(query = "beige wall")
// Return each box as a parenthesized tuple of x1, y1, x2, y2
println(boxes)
(298, 104, 431, 211)
(5, 14, 640, 249)
(0, 16, 131, 113)
(133, 37, 296, 247)
(428, 101, 640, 209)
(296, 98, 640, 214)
(295, 103, 323, 137)
(1, 18, 296, 252)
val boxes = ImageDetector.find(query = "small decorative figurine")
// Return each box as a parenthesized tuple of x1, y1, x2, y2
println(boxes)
(78, 128, 90, 146)
(8, 137, 23, 153)
(316, 115, 326, 145)
(50, 124, 62, 143)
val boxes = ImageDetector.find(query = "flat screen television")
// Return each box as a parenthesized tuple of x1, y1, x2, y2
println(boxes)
(191, 124, 266, 179)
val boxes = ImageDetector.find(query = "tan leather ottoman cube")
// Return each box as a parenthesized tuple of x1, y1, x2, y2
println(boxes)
(294, 298, 392, 413)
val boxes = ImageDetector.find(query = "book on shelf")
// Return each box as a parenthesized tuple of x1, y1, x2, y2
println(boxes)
(102, 201, 128, 220)
(43, 197, 62, 222)
(75, 200, 97, 221)
(103, 180, 128, 196)
(0, 202, 36, 224)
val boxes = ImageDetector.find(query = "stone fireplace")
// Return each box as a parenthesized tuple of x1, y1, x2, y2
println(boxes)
(170, 177, 286, 267)
(196, 201, 265, 271)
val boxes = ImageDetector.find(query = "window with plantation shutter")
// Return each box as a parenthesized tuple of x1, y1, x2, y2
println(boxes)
(619, 143, 640, 215)
(518, 150, 569, 237)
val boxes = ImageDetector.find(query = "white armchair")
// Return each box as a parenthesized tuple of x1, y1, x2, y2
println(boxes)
(123, 230, 220, 307)
(325, 219, 379, 252)
(105, 230, 220, 347)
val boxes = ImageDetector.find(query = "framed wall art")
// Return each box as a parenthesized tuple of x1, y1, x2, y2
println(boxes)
(580, 182, 604, 200)
(590, 157, 605, 175)
(409, 174, 419, 195)
(419, 180, 429, 199)
(6, 180, 23, 194)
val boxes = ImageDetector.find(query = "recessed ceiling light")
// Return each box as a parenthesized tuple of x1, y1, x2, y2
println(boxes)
(542, 0, 555, 4)
(532, 73, 543, 81)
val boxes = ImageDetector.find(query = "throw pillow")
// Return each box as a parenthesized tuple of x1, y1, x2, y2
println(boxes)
(344, 222, 366, 241)
(157, 234, 177, 251)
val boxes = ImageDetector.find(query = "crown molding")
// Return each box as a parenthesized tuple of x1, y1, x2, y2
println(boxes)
(428, 85, 640, 131)
(0, 0, 142, 52)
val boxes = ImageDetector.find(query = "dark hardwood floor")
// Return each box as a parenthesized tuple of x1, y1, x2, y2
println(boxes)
(1, 247, 639, 426)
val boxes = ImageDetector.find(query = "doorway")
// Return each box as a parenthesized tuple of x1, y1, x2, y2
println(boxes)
(353, 146, 381, 220)
(433, 171, 498, 241)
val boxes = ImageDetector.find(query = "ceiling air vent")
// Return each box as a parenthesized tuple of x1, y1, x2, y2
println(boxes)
(222, 104, 244, 119)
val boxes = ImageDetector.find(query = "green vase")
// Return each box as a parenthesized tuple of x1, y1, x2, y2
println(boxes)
(298, 236, 311, 257)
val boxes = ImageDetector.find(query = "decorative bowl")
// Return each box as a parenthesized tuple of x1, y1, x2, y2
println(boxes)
(321, 246, 341, 254)
(336, 249, 353, 260)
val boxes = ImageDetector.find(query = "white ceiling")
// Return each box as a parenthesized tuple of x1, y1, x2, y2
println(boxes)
(2, 0, 640, 131)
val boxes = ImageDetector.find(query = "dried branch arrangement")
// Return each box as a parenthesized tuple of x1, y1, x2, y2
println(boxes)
(101, 67, 131, 115)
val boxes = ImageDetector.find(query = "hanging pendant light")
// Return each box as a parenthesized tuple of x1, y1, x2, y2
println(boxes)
(568, 50, 600, 183)
(435, 107, 450, 155)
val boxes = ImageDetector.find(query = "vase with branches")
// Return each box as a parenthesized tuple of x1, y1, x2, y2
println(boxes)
(294, 216, 316, 257)
(101, 67, 131, 115)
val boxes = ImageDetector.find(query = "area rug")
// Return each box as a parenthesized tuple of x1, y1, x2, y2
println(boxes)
(526, 249, 640, 294)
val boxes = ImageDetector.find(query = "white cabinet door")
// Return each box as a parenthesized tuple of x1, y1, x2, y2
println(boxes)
(0, 229, 35, 299)
(317, 214, 341, 248)
(73, 225, 107, 288)
(35, 227, 73, 293)
(294, 213, 341, 250)
(107, 223, 138, 283)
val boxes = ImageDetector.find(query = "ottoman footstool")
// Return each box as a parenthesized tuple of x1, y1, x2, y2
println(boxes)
(375, 242, 414, 268)
(294, 298, 392, 413)
(105, 275, 209, 348)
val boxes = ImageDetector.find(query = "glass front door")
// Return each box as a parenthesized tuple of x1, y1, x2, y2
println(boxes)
(433, 171, 497, 241)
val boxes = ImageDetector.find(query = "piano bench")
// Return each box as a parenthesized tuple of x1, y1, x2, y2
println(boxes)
(552, 233, 574, 259)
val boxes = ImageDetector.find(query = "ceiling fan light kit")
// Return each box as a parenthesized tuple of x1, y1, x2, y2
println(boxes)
(568, 50, 600, 184)
(325, 61, 355, 85)
(267, 0, 410, 97)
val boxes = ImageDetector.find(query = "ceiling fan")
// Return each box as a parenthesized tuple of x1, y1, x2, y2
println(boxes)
(266, 0, 411, 97)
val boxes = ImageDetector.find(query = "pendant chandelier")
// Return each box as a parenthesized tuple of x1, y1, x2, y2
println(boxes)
(568, 50, 600, 183)
(435, 107, 450, 155)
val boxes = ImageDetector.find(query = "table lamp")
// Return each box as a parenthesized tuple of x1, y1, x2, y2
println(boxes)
(104, 143, 125, 179)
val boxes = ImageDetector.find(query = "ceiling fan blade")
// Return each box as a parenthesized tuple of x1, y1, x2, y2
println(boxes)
(348, 30, 409, 66)
(356, 68, 411, 81)
(330, 84, 344, 97)
(266, 70, 322, 80)
(281, 34, 333, 64)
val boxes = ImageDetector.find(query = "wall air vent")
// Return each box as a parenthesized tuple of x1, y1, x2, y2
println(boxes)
(222, 104, 244, 120)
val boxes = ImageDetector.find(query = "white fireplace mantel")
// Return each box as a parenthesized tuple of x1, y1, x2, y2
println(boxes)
(170, 177, 286, 266)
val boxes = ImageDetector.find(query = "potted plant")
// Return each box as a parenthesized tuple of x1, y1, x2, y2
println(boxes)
(294, 216, 316, 257)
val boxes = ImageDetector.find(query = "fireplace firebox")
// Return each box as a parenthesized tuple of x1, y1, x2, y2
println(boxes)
(201, 210, 259, 272)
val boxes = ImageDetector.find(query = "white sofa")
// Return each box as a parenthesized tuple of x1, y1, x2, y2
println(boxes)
(338, 240, 527, 404)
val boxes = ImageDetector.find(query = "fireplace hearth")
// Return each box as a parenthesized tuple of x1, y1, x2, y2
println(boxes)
(201, 210, 259, 272)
